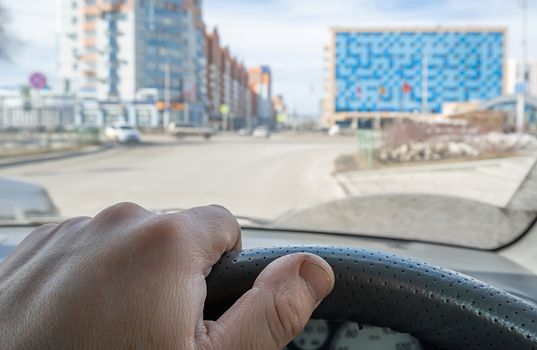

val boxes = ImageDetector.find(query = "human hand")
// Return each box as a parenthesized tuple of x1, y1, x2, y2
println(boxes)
(0, 203, 334, 349)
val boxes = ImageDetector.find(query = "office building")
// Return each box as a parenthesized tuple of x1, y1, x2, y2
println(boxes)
(324, 26, 507, 125)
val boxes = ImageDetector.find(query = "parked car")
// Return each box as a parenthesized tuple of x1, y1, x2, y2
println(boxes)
(252, 126, 271, 138)
(167, 123, 214, 140)
(238, 128, 253, 136)
(0, 177, 59, 222)
(328, 124, 341, 136)
(104, 123, 141, 143)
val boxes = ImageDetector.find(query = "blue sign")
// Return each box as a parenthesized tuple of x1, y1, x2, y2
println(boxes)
(515, 82, 526, 94)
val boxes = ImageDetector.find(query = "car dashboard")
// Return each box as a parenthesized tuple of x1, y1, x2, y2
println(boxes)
(288, 320, 424, 350)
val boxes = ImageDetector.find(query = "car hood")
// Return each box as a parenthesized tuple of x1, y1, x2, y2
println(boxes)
(273, 194, 537, 250)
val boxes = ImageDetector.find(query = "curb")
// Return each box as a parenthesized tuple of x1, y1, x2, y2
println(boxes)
(0, 145, 113, 169)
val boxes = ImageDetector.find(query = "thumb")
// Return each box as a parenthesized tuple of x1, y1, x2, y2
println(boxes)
(202, 253, 335, 350)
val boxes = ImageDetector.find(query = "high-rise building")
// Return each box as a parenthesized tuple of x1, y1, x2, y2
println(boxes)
(56, 0, 273, 129)
(205, 28, 253, 129)
(57, 1, 205, 116)
(205, 28, 222, 120)
(324, 27, 507, 125)
(248, 65, 273, 123)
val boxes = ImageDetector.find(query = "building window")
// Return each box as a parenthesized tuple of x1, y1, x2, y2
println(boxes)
(72, 17, 78, 25)
(85, 0, 96, 4)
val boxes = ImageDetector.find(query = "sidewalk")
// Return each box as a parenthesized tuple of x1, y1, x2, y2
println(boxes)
(0, 145, 112, 169)
(335, 155, 537, 208)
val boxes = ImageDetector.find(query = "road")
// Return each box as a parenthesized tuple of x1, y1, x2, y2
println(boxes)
(2, 134, 535, 220)
(1, 135, 355, 219)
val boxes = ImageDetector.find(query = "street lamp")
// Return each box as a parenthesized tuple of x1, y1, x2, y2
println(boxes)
(516, 0, 528, 133)
(164, 59, 171, 131)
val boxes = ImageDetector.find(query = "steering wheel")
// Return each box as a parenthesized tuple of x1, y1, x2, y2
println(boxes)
(205, 246, 537, 349)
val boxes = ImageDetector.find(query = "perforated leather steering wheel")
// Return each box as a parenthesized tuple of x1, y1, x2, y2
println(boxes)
(205, 246, 537, 349)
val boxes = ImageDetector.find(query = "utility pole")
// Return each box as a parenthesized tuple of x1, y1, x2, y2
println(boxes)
(516, 0, 528, 133)
(164, 60, 171, 131)
(421, 45, 429, 115)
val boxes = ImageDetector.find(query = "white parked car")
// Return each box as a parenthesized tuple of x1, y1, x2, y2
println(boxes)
(167, 123, 214, 140)
(252, 126, 271, 138)
(104, 124, 141, 143)
(328, 124, 341, 136)
(238, 128, 253, 136)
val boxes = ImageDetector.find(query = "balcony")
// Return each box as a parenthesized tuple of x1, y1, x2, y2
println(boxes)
(83, 21, 97, 31)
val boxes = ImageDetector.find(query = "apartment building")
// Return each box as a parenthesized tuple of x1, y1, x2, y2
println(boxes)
(248, 65, 274, 124)
(57, 1, 202, 120)
(57, 0, 271, 128)
(205, 28, 253, 129)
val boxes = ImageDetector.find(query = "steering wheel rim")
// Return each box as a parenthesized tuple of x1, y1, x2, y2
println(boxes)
(205, 246, 537, 349)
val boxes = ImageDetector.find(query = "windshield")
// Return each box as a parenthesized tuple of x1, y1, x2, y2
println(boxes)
(1, 0, 537, 250)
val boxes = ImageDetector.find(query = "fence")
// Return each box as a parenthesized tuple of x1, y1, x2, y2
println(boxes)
(0, 128, 101, 158)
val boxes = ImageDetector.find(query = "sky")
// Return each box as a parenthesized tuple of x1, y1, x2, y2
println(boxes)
(0, 0, 536, 115)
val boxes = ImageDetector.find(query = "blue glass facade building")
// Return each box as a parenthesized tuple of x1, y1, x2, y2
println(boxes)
(333, 28, 506, 114)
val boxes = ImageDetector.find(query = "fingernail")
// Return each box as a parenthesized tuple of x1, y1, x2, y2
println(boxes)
(299, 260, 333, 303)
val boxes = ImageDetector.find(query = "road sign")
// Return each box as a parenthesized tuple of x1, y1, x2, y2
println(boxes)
(29, 72, 47, 90)
(219, 104, 230, 115)
(515, 83, 526, 94)
(277, 112, 287, 123)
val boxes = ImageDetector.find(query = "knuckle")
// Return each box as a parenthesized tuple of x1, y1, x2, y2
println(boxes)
(106, 201, 146, 216)
(205, 205, 235, 222)
(28, 223, 58, 238)
(137, 214, 183, 247)
(271, 288, 308, 341)
(37, 222, 59, 232)
(207, 204, 231, 215)
(206, 205, 240, 232)
(58, 216, 90, 230)
(95, 202, 149, 225)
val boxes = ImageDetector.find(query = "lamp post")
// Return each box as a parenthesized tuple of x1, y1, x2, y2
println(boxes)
(516, 0, 528, 133)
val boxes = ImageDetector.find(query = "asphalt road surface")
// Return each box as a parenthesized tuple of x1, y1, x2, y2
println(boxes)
(2, 135, 355, 220)
(2, 134, 535, 221)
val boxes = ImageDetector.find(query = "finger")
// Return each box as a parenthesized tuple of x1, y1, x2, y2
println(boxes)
(200, 253, 335, 350)
(0, 223, 58, 275)
(169, 205, 242, 272)
(91, 202, 152, 233)
(0, 216, 90, 277)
